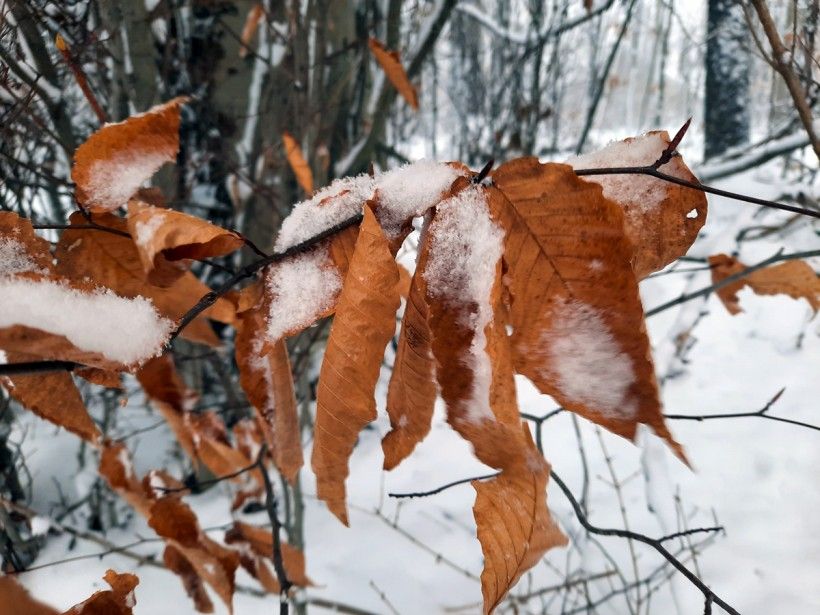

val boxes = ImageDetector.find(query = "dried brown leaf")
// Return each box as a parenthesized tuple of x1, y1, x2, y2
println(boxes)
(568, 131, 707, 278)
(72, 98, 186, 211)
(235, 299, 303, 483)
(0, 575, 59, 615)
(163, 545, 214, 613)
(1, 350, 99, 442)
(59, 570, 139, 615)
(239, 4, 265, 58)
(127, 200, 243, 285)
(492, 160, 684, 459)
(55, 212, 234, 346)
(381, 257, 436, 470)
(282, 132, 314, 194)
(368, 38, 419, 110)
(311, 205, 401, 524)
(709, 253, 820, 314)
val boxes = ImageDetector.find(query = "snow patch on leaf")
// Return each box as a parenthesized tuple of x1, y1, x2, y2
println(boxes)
(567, 132, 667, 212)
(134, 210, 167, 248)
(265, 248, 342, 343)
(542, 300, 636, 419)
(374, 160, 461, 234)
(83, 151, 173, 211)
(424, 186, 505, 423)
(274, 175, 375, 250)
(0, 278, 173, 365)
(0, 237, 47, 276)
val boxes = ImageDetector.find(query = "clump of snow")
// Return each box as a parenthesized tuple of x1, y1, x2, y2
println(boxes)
(0, 278, 173, 365)
(274, 175, 376, 251)
(274, 161, 464, 251)
(424, 185, 505, 423)
(374, 160, 462, 234)
(29, 516, 51, 537)
(134, 211, 166, 248)
(83, 150, 172, 210)
(265, 248, 342, 343)
(0, 237, 47, 276)
(567, 132, 668, 213)
(541, 300, 636, 419)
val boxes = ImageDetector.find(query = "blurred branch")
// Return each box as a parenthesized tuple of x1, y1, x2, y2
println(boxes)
(746, 0, 820, 159)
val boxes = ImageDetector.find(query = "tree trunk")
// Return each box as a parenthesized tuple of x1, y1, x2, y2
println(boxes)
(704, 0, 751, 159)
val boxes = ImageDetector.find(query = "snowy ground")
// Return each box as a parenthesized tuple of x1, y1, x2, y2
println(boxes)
(11, 164, 820, 614)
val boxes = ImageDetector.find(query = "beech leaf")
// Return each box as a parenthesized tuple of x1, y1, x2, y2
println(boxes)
(568, 131, 707, 278)
(127, 200, 244, 285)
(72, 97, 186, 211)
(311, 205, 401, 524)
(709, 253, 820, 314)
(235, 294, 303, 483)
(282, 132, 314, 194)
(381, 250, 436, 470)
(368, 38, 419, 110)
(1, 350, 100, 443)
(492, 160, 684, 460)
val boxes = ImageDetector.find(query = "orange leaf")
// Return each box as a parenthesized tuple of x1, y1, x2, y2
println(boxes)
(420, 180, 567, 610)
(72, 97, 187, 211)
(127, 200, 244, 285)
(381, 257, 436, 470)
(224, 522, 312, 591)
(492, 160, 684, 460)
(239, 3, 265, 58)
(709, 253, 820, 314)
(568, 131, 707, 278)
(1, 350, 100, 443)
(311, 205, 401, 524)
(59, 570, 139, 615)
(368, 38, 419, 110)
(55, 212, 235, 346)
(163, 545, 214, 613)
(0, 576, 59, 615)
(473, 434, 567, 614)
(136, 355, 198, 462)
(235, 298, 303, 482)
(282, 132, 314, 194)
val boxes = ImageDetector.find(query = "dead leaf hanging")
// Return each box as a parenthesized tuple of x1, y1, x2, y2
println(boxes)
(311, 204, 401, 524)
(282, 132, 314, 194)
(709, 253, 820, 314)
(568, 131, 707, 278)
(492, 159, 684, 460)
(368, 38, 419, 110)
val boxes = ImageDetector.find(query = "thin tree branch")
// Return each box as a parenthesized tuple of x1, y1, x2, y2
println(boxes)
(549, 470, 740, 615)
(666, 387, 820, 434)
(257, 445, 292, 615)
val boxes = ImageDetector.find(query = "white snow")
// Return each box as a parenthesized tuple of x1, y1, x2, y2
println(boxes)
(374, 160, 462, 235)
(134, 211, 166, 248)
(0, 278, 173, 365)
(274, 175, 375, 251)
(0, 237, 46, 276)
(265, 248, 342, 343)
(82, 149, 172, 210)
(275, 161, 463, 250)
(567, 132, 669, 212)
(29, 516, 51, 537)
(424, 185, 505, 423)
(540, 300, 637, 419)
